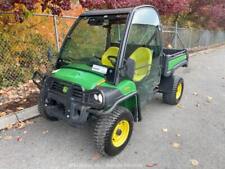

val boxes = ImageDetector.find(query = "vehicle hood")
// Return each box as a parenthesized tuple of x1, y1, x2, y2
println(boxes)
(52, 67, 105, 90)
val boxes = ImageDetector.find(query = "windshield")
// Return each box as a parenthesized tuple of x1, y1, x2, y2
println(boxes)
(61, 18, 107, 62)
(59, 15, 128, 82)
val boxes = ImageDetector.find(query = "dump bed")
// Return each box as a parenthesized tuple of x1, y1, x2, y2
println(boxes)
(162, 49, 188, 77)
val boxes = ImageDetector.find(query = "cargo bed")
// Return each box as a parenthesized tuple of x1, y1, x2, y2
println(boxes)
(162, 48, 189, 77)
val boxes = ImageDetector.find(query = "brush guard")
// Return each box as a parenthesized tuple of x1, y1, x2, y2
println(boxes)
(32, 71, 46, 89)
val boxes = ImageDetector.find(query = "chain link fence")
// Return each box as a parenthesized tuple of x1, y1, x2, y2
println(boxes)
(0, 13, 225, 90)
(0, 14, 76, 90)
(162, 24, 225, 49)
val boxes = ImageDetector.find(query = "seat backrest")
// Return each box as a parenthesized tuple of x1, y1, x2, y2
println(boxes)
(129, 47, 153, 82)
(101, 47, 119, 67)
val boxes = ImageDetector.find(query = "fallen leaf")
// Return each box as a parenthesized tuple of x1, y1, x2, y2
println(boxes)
(195, 103, 200, 107)
(0, 112, 7, 117)
(3, 136, 13, 140)
(17, 107, 24, 111)
(162, 128, 168, 133)
(22, 99, 27, 102)
(6, 109, 13, 113)
(42, 130, 48, 134)
(6, 124, 13, 130)
(176, 133, 181, 137)
(91, 152, 101, 161)
(25, 120, 33, 125)
(14, 122, 26, 129)
(146, 163, 158, 168)
(193, 92, 198, 96)
(190, 159, 199, 166)
(207, 96, 213, 103)
(176, 104, 184, 109)
(16, 136, 23, 142)
(28, 80, 33, 84)
(14, 98, 21, 103)
(172, 142, 181, 149)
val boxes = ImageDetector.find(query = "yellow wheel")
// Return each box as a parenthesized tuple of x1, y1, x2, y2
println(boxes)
(94, 106, 133, 156)
(162, 76, 184, 105)
(176, 83, 183, 100)
(112, 120, 130, 148)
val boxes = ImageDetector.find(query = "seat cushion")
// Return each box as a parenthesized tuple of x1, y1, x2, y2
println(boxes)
(129, 47, 153, 82)
(101, 47, 119, 67)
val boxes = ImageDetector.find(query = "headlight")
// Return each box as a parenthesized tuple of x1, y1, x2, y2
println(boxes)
(87, 91, 104, 108)
(93, 93, 103, 104)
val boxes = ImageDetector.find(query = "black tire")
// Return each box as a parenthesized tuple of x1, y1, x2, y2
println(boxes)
(38, 88, 58, 121)
(94, 106, 134, 156)
(162, 75, 184, 105)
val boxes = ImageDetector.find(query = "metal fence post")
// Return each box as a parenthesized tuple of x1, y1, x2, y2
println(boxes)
(188, 28, 192, 49)
(53, 15, 60, 52)
(174, 22, 178, 48)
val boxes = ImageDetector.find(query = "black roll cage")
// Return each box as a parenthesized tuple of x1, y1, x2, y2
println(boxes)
(56, 5, 162, 85)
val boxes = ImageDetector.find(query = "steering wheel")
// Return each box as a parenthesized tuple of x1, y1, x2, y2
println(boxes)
(107, 55, 117, 66)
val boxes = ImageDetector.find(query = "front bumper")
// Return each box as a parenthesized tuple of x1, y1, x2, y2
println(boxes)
(42, 76, 99, 124)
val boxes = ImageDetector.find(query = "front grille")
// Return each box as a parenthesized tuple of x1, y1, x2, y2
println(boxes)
(71, 85, 83, 101)
(51, 81, 64, 93)
(84, 94, 89, 102)
(49, 78, 84, 102)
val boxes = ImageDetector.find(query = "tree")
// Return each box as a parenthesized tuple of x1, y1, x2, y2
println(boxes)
(79, 0, 191, 15)
(0, 0, 72, 22)
(187, 0, 225, 29)
(79, 0, 225, 29)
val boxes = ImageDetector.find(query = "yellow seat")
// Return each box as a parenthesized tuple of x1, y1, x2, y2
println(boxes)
(101, 47, 119, 67)
(129, 47, 153, 82)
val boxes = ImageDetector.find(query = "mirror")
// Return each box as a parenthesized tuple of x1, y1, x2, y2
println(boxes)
(88, 17, 104, 26)
(88, 16, 110, 27)
(125, 58, 135, 80)
(47, 48, 53, 62)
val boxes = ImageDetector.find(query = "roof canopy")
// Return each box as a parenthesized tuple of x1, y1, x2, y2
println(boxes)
(81, 5, 158, 16)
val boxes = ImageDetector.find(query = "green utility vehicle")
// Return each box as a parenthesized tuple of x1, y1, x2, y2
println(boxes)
(33, 5, 188, 156)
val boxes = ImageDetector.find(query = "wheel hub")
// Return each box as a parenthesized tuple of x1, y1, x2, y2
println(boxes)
(112, 120, 130, 148)
(116, 129, 122, 136)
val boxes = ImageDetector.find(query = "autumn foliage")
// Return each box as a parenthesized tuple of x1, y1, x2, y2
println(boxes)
(0, 0, 71, 22)
(79, 0, 190, 15)
(0, 0, 224, 28)
(79, 0, 225, 29)
(188, 0, 225, 29)
(0, 0, 71, 14)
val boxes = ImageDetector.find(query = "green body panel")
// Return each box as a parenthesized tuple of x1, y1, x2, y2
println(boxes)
(102, 80, 137, 111)
(52, 64, 137, 96)
(119, 96, 136, 112)
(168, 54, 187, 71)
(101, 80, 136, 95)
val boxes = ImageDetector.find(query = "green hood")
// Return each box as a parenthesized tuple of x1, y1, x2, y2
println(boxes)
(52, 64, 105, 90)
(51, 64, 137, 95)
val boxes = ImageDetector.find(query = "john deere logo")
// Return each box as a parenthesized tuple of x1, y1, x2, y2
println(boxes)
(63, 86, 69, 93)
